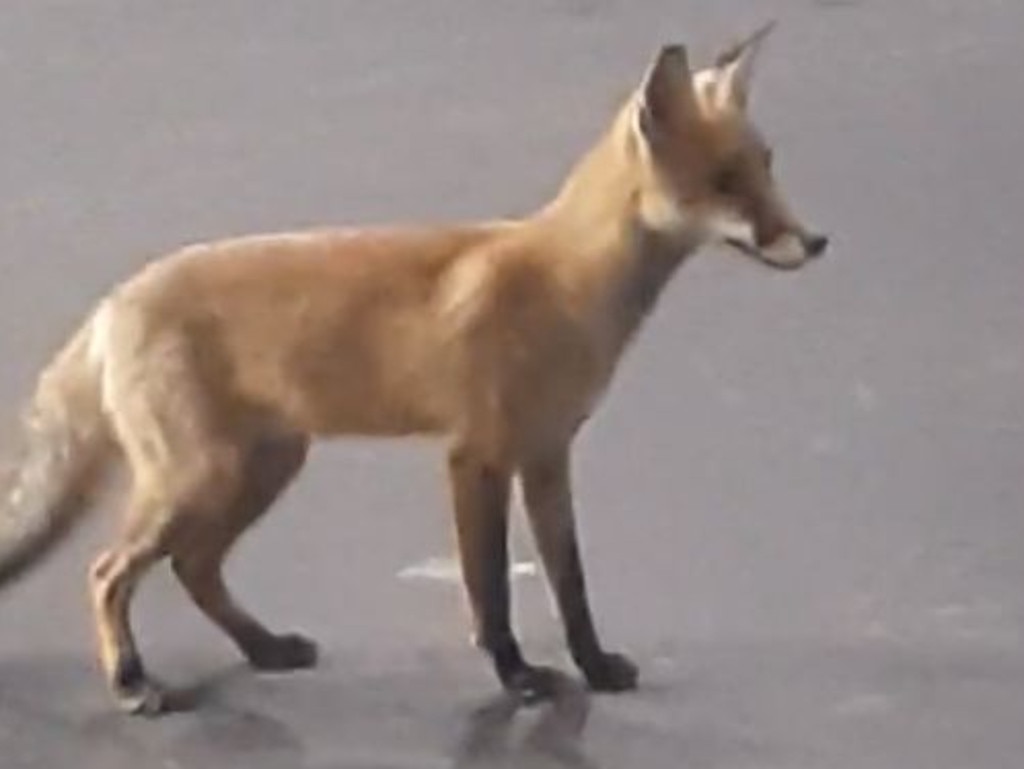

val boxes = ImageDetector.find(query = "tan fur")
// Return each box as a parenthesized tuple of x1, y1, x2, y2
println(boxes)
(0, 27, 826, 714)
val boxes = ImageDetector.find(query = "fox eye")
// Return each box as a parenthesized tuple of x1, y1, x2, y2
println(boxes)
(712, 167, 740, 196)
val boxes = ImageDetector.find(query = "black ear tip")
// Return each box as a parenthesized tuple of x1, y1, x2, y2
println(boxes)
(656, 43, 688, 66)
(754, 19, 780, 42)
(715, 19, 779, 67)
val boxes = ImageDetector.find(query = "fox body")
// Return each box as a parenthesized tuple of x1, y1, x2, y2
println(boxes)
(0, 24, 826, 714)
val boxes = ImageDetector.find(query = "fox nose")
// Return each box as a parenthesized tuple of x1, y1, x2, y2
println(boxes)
(803, 233, 829, 258)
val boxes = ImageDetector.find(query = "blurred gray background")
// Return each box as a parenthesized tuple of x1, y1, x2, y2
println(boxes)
(0, 1, 1022, 767)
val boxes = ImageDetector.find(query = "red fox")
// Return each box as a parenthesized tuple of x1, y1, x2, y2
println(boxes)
(0, 22, 826, 715)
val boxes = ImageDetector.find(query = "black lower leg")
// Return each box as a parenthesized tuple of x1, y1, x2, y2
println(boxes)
(474, 519, 560, 701)
(521, 448, 639, 694)
(483, 631, 527, 684)
(113, 652, 146, 692)
(448, 450, 556, 697)
(109, 648, 166, 716)
(555, 538, 604, 670)
(550, 536, 638, 691)
(470, 489, 528, 686)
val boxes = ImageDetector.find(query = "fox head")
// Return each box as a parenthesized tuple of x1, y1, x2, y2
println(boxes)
(632, 22, 828, 268)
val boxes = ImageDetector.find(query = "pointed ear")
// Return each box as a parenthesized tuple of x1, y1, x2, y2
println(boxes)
(713, 20, 777, 109)
(636, 44, 699, 139)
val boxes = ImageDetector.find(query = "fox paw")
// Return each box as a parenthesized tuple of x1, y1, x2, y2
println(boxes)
(114, 679, 168, 717)
(502, 664, 565, 704)
(582, 651, 639, 693)
(111, 655, 168, 716)
(247, 632, 319, 672)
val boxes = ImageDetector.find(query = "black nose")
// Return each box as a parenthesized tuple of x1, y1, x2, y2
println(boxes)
(804, 233, 829, 258)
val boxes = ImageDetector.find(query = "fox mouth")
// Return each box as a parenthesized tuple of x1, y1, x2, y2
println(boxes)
(724, 237, 804, 270)
(724, 236, 757, 255)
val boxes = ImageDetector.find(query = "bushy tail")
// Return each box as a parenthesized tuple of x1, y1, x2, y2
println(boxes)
(0, 316, 112, 588)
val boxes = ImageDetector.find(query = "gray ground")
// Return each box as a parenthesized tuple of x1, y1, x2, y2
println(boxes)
(1, 1, 1022, 767)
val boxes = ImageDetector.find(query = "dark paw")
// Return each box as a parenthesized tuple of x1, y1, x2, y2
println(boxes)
(502, 664, 565, 705)
(114, 679, 168, 717)
(247, 632, 319, 672)
(582, 651, 639, 693)
(110, 655, 168, 716)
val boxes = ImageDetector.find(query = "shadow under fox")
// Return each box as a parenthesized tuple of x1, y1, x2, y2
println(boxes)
(0, 24, 827, 715)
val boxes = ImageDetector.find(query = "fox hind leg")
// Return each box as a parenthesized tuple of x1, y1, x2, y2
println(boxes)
(92, 338, 260, 714)
(89, 466, 217, 716)
(170, 435, 317, 672)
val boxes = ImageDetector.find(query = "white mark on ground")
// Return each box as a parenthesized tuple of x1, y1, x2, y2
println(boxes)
(928, 600, 1019, 644)
(397, 555, 538, 583)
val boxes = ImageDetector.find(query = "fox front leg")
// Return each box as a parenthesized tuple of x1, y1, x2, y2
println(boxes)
(448, 445, 562, 701)
(520, 445, 638, 692)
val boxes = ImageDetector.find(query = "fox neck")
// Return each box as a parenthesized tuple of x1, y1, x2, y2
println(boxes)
(535, 99, 706, 353)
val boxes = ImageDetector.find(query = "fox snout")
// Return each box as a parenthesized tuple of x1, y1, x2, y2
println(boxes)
(802, 232, 829, 258)
(753, 227, 829, 269)
(750, 203, 829, 267)
(720, 218, 829, 269)
(754, 219, 828, 258)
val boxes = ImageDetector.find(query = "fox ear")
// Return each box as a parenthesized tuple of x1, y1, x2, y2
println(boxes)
(636, 44, 699, 140)
(713, 20, 776, 109)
